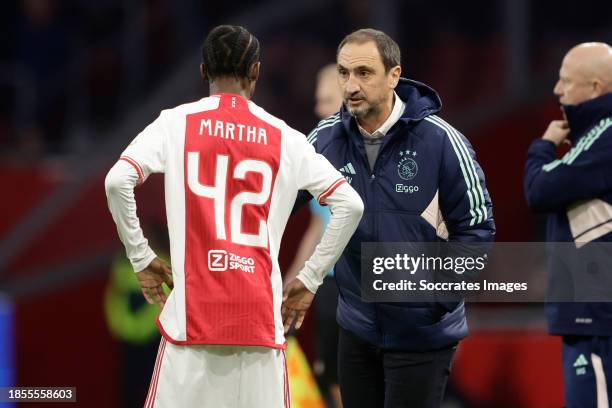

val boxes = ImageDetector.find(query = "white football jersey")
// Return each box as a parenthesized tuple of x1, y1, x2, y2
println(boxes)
(114, 94, 350, 348)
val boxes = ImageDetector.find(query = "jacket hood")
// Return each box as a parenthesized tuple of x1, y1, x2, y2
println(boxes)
(563, 92, 612, 141)
(395, 77, 442, 122)
(340, 77, 442, 130)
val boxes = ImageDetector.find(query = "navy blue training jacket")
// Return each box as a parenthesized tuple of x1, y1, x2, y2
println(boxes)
(302, 78, 495, 351)
(524, 92, 612, 336)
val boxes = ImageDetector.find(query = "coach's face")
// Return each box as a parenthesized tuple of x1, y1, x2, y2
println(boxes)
(337, 41, 399, 120)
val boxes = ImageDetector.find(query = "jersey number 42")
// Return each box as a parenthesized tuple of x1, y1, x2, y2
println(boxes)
(187, 152, 272, 248)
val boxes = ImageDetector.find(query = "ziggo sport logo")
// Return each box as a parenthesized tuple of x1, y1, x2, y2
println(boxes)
(208, 250, 255, 273)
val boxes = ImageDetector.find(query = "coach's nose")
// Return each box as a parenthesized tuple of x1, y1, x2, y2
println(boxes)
(344, 74, 361, 95)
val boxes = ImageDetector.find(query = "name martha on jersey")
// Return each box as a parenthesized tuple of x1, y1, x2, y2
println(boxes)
(200, 118, 268, 145)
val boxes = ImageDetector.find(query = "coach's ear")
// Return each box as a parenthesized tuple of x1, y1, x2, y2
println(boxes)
(200, 63, 208, 81)
(388, 65, 401, 89)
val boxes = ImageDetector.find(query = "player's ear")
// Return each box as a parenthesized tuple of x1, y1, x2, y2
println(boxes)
(249, 62, 260, 83)
(200, 63, 208, 81)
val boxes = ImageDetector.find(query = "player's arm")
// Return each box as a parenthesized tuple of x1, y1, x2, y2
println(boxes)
(524, 121, 612, 212)
(291, 122, 323, 215)
(282, 182, 362, 331)
(294, 181, 362, 291)
(105, 112, 171, 305)
(283, 201, 325, 285)
(282, 135, 363, 331)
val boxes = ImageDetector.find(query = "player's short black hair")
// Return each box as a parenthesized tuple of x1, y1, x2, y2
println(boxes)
(201, 25, 260, 81)
(337, 28, 401, 72)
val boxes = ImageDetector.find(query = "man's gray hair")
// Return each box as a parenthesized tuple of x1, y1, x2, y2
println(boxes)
(337, 28, 401, 72)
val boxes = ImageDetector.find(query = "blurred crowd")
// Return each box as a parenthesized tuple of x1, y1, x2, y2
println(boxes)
(1, 0, 610, 162)
(0, 0, 203, 162)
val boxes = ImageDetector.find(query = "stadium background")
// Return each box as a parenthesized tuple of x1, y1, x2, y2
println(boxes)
(1, 0, 611, 406)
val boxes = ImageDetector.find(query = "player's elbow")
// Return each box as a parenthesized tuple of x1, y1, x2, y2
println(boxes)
(104, 168, 124, 196)
(346, 192, 364, 222)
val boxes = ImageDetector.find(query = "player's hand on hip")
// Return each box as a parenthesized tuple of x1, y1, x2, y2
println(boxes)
(542, 120, 571, 146)
(136, 257, 173, 306)
(281, 278, 315, 333)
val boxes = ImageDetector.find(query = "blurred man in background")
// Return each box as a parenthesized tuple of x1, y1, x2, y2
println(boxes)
(299, 28, 495, 408)
(314, 64, 344, 120)
(286, 63, 344, 408)
(105, 24, 363, 407)
(524, 42, 612, 408)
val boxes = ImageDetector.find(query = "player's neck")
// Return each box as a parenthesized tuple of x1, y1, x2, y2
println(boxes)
(209, 79, 251, 100)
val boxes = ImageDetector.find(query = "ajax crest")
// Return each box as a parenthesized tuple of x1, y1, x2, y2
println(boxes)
(397, 150, 418, 180)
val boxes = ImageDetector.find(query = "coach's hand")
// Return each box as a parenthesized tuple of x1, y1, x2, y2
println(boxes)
(136, 257, 173, 306)
(542, 120, 571, 146)
(281, 278, 315, 333)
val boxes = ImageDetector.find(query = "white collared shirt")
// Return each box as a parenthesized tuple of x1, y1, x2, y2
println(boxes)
(357, 92, 406, 170)
(358, 91, 406, 139)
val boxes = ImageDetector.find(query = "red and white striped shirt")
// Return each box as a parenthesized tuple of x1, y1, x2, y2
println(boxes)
(105, 94, 362, 348)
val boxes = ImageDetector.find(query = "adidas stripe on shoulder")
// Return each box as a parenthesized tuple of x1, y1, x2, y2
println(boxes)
(542, 116, 612, 172)
(306, 113, 340, 145)
(424, 115, 487, 227)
